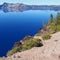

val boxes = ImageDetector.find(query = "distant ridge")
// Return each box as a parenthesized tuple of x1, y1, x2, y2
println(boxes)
(0, 3, 60, 12)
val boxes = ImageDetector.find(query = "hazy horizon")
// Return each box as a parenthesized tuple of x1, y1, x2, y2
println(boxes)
(0, 0, 60, 5)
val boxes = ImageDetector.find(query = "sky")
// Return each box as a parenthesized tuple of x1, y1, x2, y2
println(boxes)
(0, 0, 60, 5)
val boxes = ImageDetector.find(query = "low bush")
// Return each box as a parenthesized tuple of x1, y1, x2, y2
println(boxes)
(7, 38, 43, 56)
(7, 46, 22, 56)
(22, 38, 43, 51)
(42, 34, 51, 40)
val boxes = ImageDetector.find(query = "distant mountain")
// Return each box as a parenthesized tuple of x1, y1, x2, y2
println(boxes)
(0, 3, 60, 12)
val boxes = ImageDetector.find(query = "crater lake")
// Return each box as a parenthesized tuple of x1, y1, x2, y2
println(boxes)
(0, 10, 58, 56)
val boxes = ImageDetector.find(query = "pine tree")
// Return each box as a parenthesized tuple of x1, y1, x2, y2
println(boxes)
(50, 14, 53, 23)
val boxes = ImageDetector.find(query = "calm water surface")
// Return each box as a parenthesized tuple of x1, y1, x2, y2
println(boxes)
(0, 10, 58, 56)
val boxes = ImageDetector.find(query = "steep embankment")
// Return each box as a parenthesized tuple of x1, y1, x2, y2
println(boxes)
(0, 31, 60, 60)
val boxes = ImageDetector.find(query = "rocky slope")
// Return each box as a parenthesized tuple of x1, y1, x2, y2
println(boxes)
(0, 31, 60, 60)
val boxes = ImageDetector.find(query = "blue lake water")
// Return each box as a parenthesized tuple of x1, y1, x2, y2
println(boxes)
(0, 10, 58, 56)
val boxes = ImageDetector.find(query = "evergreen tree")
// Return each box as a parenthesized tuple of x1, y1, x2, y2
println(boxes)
(50, 14, 53, 23)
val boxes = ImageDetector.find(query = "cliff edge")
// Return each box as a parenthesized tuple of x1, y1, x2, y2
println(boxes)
(0, 31, 60, 60)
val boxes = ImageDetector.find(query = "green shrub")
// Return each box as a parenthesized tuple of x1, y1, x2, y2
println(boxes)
(56, 25, 60, 31)
(42, 34, 51, 40)
(22, 38, 43, 51)
(50, 30, 56, 34)
(7, 38, 43, 56)
(7, 46, 22, 56)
